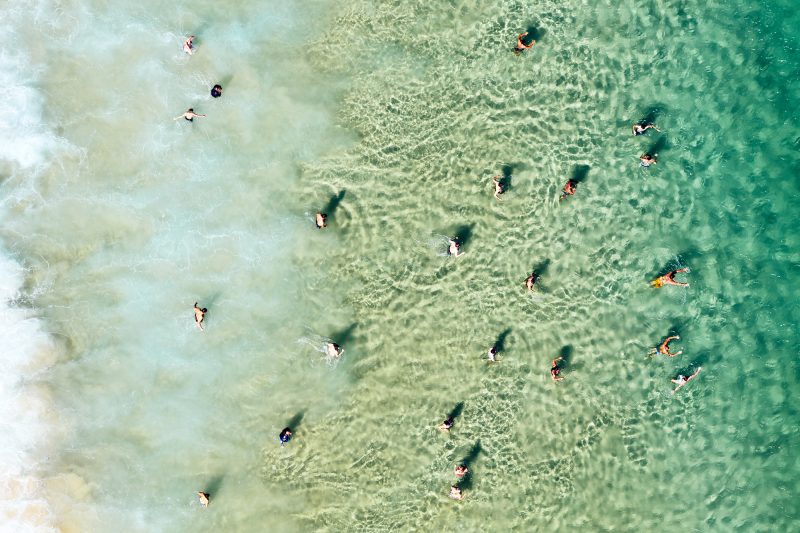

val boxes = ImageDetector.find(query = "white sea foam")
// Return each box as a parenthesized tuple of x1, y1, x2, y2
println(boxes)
(0, 16, 62, 533)
(0, 254, 58, 533)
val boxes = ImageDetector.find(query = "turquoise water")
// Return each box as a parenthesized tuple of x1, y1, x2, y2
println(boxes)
(1, 0, 799, 531)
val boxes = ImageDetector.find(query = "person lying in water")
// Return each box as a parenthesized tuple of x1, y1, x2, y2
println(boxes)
(514, 32, 535, 54)
(651, 268, 689, 288)
(671, 367, 701, 394)
(175, 108, 206, 122)
(658, 335, 683, 357)
(632, 122, 659, 136)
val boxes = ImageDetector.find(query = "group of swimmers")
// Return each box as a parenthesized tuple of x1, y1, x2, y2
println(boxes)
(187, 29, 701, 507)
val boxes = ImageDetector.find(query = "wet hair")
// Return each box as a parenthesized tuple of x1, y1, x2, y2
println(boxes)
(187, 108, 194, 113)
(211, 85, 223, 98)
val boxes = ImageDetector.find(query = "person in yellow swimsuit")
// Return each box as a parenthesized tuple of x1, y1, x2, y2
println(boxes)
(651, 268, 688, 288)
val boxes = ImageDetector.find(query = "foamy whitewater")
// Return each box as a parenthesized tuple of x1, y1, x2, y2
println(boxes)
(2, 0, 799, 531)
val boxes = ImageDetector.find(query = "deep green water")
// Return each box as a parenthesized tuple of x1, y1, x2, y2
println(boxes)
(1, 0, 798, 531)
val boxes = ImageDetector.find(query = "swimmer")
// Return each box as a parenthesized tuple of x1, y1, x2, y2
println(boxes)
(438, 416, 454, 432)
(487, 345, 498, 363)
(632, 122, 659, 136)
(279, 427, 292, 446)
(326, 342, 343, 359)
(551, 356, 564, 381)
(640, 153, 657, 167)
(560, 179, 577, 200)
(174, 108, 206, 122)
(193, 302, 207, 331)
(315, 212, 327, 229)
(492, 175, 505, 200)
(449, 485, 464, 500)
(454, 464, 469, 478)
(524, 272, 538, 291)
(197, 491, 210, 507)
(651, 268, 689, 288)
(211, 84, 223, 98)
(183, 35, 195, 55)
(658, 335, 683, 357)
(448, 238, 463, 257)
(671, 367, 702, 394)
(513, 32, 535, 54)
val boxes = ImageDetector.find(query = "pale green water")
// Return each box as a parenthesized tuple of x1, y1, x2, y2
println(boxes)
(1, 0, 799, 532)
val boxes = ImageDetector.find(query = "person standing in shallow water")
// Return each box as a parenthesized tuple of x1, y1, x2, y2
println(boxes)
(448, 238, 463, 257)
(194, 302, 207, 331)
(492, 175, 505, 200)
(211, 84, 223, 98)
(438, 416, 454, 432)
(449, 485, 464, 500)
(640, 153, 657, 167)
(551, 356, 565, 381)
(279, 427, 292, 446)
(183, 35, 195, 55)
(487, 345, 498, 362)
(524, 271, 537, 291)
(513, 31, 535, 54)
(315, 212, 327, 229)
(560, 179, 577, 200)
(197, 491, 210, 507)
(326, 342, 343, 359)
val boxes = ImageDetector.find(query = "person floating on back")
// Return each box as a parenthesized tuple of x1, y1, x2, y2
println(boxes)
(514, 32, 535, 54)
(492, 175, 505, 200)
(279, 427, 292, 446)
(211, 84, 223, 98)
(524, 271, 538, 291)
(174, 108, 206, 122)
(640, 153, 657, 167)
(658, 335, 683, 357)
(183, 35, 195, 55)
(448, 238, 463, 257)
(632, 122, 659, 136)
(651, 268, 689, 288)
(551, 356, 565, 381)
(194, 302, 207, 331)
(197, 491, 210, 507)
(315, 212, 328, 229)
(671, 367, 701, 394)
(326, 342, 343, 359)
(560, 179, 577, 200)
(438, 416, 454, 432)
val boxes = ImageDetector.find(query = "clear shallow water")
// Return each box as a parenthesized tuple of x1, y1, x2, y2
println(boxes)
(1, 0, 799, 531)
